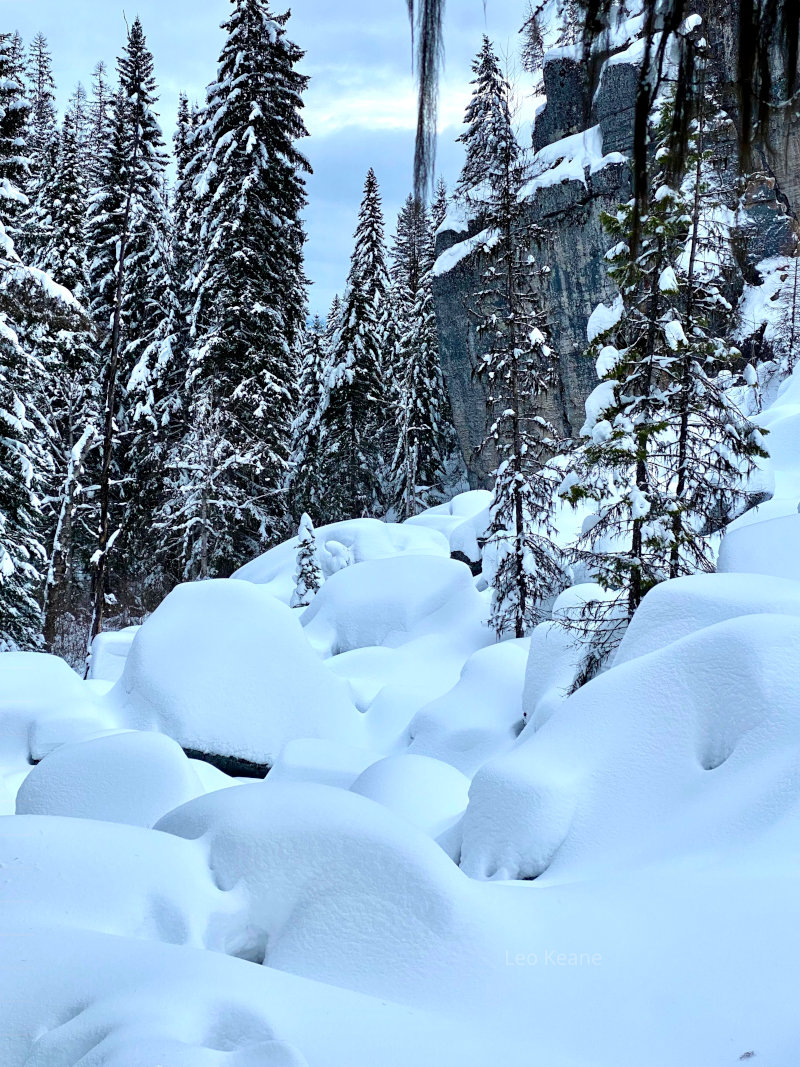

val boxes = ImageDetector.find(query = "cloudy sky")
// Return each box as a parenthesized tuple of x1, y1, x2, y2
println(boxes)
(3, 0, 526, 313)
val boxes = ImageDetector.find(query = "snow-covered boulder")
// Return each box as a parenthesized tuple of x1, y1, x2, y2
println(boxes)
(233, 517, 450, 603)
(0, 815, 241, 951)
(87, 625, 140, 683)
(408, 640, 528, 776)
(16, 730, 207, 827)
(112, 579, 362, 766)
(461, 612, 800, 881)
(302, 554, 482, 657)
(521, 622, 582, 731)
(156, 782, 493, 1006)
(1, 927, 515, 1067)
(0, 652, 112, 789)
(717, 512, 800, 583)
(405, 490, 491, 564)
(350, 754, 470, 838)
(266, 738, 381, 790)
(615, 571, 800, 664)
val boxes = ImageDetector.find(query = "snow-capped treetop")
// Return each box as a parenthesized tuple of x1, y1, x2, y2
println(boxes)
(456, 36, 517, 207)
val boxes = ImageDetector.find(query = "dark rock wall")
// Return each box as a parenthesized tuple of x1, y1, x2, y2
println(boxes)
(433, 17, 799, 487)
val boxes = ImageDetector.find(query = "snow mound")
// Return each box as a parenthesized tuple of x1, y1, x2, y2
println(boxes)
(461, 610, 800, 881)
(350, 754, 470, 838)
(112, 579, 361, 766)
(1, 928, 518, 1067)
(408, 639, 528, 776)
(88, 625, 140, 683)
(405, 489, 491, 563)
(522, 621, 585, 730)
(0, 652, 112, 790)
(718, 512, 800, 582)
(0, 814, 242, 951)
(233, 517, 450, 603)
(156, 782, 492, 1006)
(266, 738, 381, 790)
(302, 554, 481, 657)
(615, 571, 800, 664)
(16, 730, 207, 828)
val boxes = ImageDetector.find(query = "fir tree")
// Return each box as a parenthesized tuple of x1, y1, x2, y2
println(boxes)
(185, 0, 311, 570)
(290, 512, 323, 608)
(20, 33, 59, 262)
(319, 168, 389, 520)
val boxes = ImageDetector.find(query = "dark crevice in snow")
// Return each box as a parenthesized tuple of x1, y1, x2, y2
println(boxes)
(450, 550, 482, 577)
(182, 749, 269, 780)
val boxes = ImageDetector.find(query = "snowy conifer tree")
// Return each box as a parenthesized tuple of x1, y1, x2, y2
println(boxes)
(184, 0, 311, 569)
(431, 175, 449, 230)
(290, 512, 323, 608)
(391, 202, 457, 518)
(456, 38, 514, 208)
(20, 33, 59, 262)
(84, 18, 171, 638)
(288, 315, 329, 522)
(0, 32, 47, 648)
(87, 62, 113, 190)
(560, 88, 767, 674)
(320, 168, 389, 520)
(465, 45, 564, 638)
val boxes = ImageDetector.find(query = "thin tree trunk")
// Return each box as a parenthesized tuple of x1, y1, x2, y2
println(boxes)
(789, 256, 799, 372)
(670, 67, 705, 580)
(630, 237, 664, 619)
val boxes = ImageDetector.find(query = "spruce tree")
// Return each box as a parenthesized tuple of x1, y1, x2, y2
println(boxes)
(0, 32, 30, 235)
(0, 32, 45, 648)
(38, 113, 99, 651)
(520, 2, 545, 76)
(560, 92, 767, 673)
(87, 62, 113, 189)
(320, 168, 389, 520)
(25, 35, 57, 168)
(66, 83, 90, 162)
(288, 315, 329, 522)
(431, 175, 449, 230)
(467, 68, 564, 638)
(290, 512, 323, 608)
(84, 18, 170, 640)
(185, 0, 311, 570)
(20, 33, 59, 262)
(391, 201, 456, 518)
(456, 38, 514, 207)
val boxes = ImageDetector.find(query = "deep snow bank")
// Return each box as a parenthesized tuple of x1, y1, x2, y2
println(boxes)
(112, 579, 362, 765)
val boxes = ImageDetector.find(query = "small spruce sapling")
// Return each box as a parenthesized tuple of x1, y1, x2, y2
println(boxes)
(291, 513, 323, 608)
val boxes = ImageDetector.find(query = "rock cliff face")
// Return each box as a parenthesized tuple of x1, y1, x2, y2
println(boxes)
(433, 19, 799, 488)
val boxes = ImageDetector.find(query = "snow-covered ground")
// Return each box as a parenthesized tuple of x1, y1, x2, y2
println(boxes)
(2, 366, 800, 1063)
